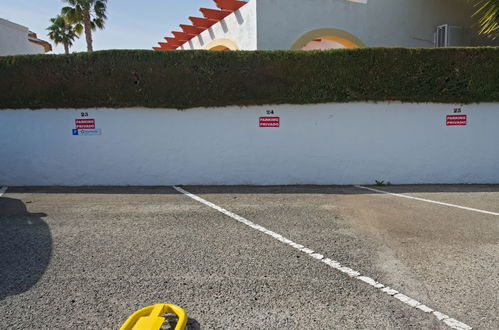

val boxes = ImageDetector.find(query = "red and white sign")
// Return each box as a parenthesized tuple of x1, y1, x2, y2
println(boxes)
(259, 117, 280, 127)
(446, 115, 467, 126)
(75, 119, 95, 129)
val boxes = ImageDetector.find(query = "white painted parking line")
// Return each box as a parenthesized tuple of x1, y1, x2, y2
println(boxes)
(0, 186, 7, 197)
(355, 185, 499, 216)
(173, 186, 472, 330)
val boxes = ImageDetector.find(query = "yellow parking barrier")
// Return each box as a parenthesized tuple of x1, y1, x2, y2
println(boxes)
(120, 304, 187, 330)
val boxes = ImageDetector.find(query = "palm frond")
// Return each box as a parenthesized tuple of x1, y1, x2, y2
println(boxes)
(74, 23, 84, 35)
(93, 1, 107, 18)
(46, 14, 80, 48)
(59, 0, 108, 51)
(473, 0, 499, 38)
(93, 17, 105, 30)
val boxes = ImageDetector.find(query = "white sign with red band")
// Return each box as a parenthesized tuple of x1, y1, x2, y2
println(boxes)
(75, 119, 96, 129)
(259, 117, 280, 127)
(446, 115, 467, 126)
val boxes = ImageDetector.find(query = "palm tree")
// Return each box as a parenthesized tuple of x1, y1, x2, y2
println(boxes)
(47, 15, 80, 54)
(473, 0, 499, 38)
(61, 0, 107, 52)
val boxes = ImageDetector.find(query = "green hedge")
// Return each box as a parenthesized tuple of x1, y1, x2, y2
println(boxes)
(0, 48, 498, 109)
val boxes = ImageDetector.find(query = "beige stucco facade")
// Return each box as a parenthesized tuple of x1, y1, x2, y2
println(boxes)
(175, 0, 499, 51)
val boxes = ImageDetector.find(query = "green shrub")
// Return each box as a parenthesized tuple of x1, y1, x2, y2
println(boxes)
(0, 48, 497, 109)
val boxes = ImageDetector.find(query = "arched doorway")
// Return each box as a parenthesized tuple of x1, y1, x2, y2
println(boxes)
(209, 45, 231, 51)
(204, 38, 240, 51)
(291, 28, 365, 50)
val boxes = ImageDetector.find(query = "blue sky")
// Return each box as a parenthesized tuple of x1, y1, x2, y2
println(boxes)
(0, 0, 214, 53)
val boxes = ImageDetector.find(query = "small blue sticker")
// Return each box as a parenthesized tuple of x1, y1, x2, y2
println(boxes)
(72, 129, 79, 135)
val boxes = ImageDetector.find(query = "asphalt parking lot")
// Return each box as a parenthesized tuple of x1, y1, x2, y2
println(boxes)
(0, 185, 498, 329)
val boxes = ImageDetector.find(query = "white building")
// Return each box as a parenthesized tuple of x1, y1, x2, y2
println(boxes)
(0, 18, 52, 56)
(154, 0, 499, 51)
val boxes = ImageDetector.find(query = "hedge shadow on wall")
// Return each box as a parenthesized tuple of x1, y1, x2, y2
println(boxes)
(0, 47, 498, 109)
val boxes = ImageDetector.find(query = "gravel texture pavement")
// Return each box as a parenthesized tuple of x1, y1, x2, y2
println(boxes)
(0, 185, 498, 329)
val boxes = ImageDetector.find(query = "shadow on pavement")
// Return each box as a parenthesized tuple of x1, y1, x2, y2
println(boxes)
(5, 184, 499, 195)
(164, 315, 201, 330)
(0, 197, 51, 301)
(186, 317, 202, 330)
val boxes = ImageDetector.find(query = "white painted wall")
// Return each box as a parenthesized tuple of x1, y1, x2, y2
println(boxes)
(0, 18, 47, 56)
(180, 0, 257, 50)
(1, 103, 498, 186)
(256, 0, 497, 49)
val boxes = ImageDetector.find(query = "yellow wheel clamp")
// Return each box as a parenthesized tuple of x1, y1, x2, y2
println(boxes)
(120, 304, 187, 330)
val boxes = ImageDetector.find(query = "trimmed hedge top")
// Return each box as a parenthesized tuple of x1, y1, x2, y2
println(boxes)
(0, 48, 498, 109)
